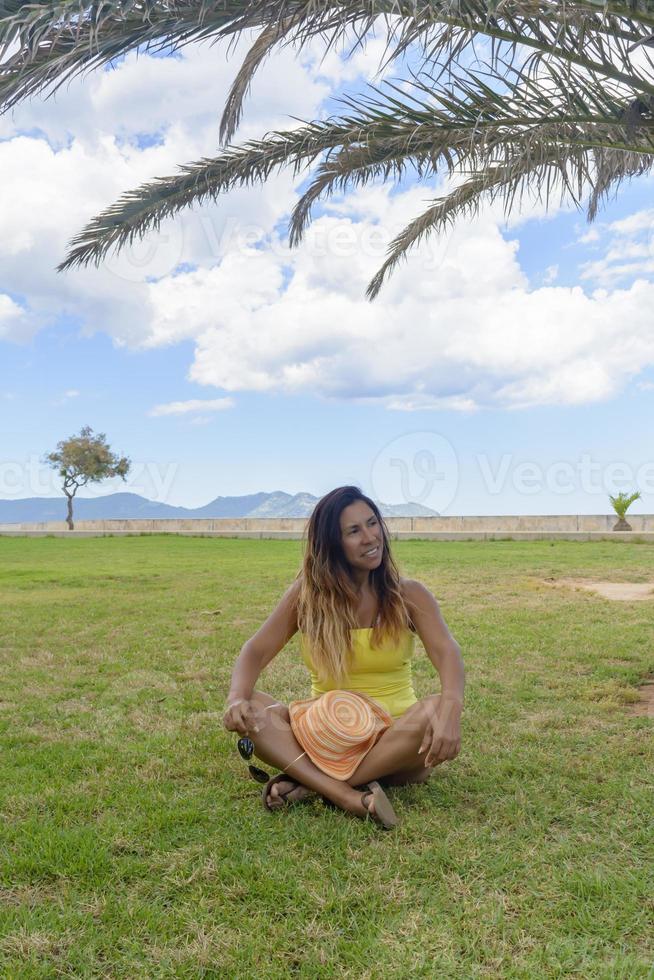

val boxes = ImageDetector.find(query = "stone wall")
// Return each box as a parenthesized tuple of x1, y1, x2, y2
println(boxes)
(2, 514, 653, 535)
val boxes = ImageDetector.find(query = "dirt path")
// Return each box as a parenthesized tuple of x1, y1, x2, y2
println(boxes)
(548, 579, 654, 601)
(628, 681, 654, 717)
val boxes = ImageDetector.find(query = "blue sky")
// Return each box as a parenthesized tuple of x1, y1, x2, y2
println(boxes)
(1, 35, 653, 515)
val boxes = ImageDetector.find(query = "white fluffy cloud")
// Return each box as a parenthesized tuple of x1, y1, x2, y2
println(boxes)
(149, 397, 235, 416)
(0, 292, 31, 342)
(133, 182, 654, 410)
(578, 206, 654, 286)
(0, 36, 331, 345)
(1, 36, 654, 410)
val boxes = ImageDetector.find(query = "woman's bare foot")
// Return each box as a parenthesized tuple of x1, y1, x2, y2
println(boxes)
(343, 790, 377, 817)
(345, 784, 397, 827)
(266, 778, 313, 809)
(360, 791, 377, 818)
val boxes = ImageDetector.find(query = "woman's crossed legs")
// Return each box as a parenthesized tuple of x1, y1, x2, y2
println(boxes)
(243, 691, 440, 817)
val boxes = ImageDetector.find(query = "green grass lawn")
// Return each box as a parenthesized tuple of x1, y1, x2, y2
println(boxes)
(0, 536, 652, 978)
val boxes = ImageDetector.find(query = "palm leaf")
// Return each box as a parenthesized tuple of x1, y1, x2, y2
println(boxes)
(290, 62, 654, 240)
(215, 0, 654, 144)
(3, 0, 651, 293)
(56, 118, 366, 271)
(3, 0, 654, 123)
(365, 143, 588, 299)
(57, 63, 654, 285)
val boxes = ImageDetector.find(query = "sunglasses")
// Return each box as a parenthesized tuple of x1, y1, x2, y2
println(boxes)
(237, 736, 270, 783)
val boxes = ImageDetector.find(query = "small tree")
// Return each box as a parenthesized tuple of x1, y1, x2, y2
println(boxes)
(44, 426, 130, 530)
(609, 491, 641, 532)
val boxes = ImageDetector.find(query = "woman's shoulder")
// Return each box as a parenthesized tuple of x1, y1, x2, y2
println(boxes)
(287, 577, 302, 629)
(399, 578, 440, 633)
(399, 577, 422, 606)
(271, 577, 303, 636)
(399, 578, 421, 633)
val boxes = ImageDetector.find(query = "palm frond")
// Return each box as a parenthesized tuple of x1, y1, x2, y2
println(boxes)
(0, 0, 251, 113)
(56, 116, 363, 271)
(365, 143, 586, 299)
(588, 144, 653, 217)
(211, 0, 654, 145)
(365, 132, 654, 299)
(5, 0, 647, 295)
(290, 62, 654, 242)
(4, 0, 654, 126)
(219, 15, 300, 146)
(57, 60, 654, 288)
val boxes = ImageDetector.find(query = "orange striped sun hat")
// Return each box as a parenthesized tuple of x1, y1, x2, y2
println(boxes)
(288, 689, 393, 780)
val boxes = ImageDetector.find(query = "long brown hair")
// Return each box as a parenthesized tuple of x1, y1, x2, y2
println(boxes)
(294, 485, 413, 685)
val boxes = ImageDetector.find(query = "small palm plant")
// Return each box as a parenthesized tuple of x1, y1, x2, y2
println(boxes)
(609, 491, 642, 532)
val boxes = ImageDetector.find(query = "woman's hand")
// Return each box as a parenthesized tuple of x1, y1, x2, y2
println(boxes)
(222, 698, 261, 736)
(419, 694, 462, 766)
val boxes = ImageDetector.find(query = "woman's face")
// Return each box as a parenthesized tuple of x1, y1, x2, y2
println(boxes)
(339, 500, 383, 572)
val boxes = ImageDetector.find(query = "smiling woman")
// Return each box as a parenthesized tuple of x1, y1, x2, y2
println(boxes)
(222, 485, 465, 830)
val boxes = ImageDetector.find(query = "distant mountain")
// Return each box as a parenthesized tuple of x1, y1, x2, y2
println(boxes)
(0, 490, 439, 524)
(0, 493, 191, 524)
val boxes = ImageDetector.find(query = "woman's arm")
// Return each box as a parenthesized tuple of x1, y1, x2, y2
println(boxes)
(403, 578, 465, 707)
(403, 578, 465, 765)
(223, 579, 300, 734)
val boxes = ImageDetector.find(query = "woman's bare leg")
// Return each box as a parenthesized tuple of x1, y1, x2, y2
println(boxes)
(238, 692, 442, 810)
(243, 693, 311, 806)
(347, 699, 442, 787)
(243, 692, 378, 819)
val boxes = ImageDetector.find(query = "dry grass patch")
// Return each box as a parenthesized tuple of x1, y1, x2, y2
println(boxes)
(0, 883, 63, 908)
(518, 708, 570, 730)
(176, 668, 213, 683)
(547, 578, 654, 601)
(0, 925, 76, 962)
(17, 722, 91, 743)
(627, 679, 654, 717)
(184, 624, 216, 639)
(122, 707, 181, 735)
(18, 651, 60, 670)
(98, 668, 179, 699)
(146, 926, 239, 969)
(181, 710, 224, 732)
(53, 697, 94, 715)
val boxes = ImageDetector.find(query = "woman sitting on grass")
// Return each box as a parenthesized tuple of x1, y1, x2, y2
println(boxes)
(223, 485, 465, 829)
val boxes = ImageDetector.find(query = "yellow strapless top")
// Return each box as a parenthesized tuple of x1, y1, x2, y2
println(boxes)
(299, 626, 418, 721)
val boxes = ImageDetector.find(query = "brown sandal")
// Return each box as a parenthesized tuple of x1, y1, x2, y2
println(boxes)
(360, 780, 398, 829)
(261, 774, 307, 811)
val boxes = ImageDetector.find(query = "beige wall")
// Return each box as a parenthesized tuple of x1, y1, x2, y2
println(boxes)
(2, 515, 653, 536)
